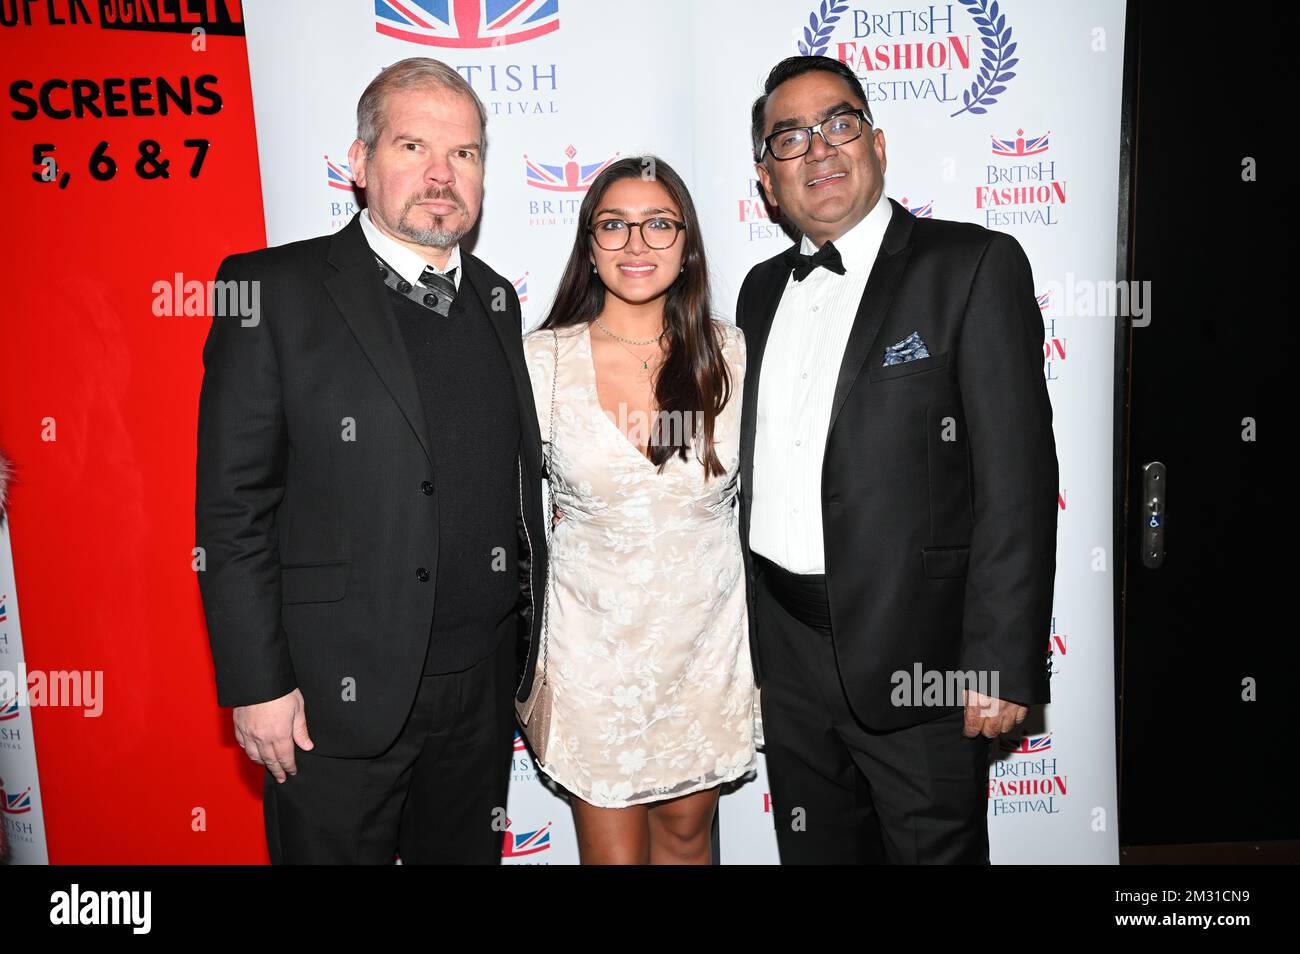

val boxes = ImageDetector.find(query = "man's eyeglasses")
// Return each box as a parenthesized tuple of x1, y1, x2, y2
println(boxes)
(589, 217, 686, 251)
(757, 108, 872, 162)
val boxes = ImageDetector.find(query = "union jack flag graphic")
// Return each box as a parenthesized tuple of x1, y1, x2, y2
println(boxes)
(0, 779, 32, 815)
(1000, 732, 1053, 754)
(514, 273, 528, 303)
(0, 695, 18, 721)
(513, 728, 528, 752)
(501, 817, 552, 857)
(1037, 291, 1051, 311)
(376, 0, 560, 48)
(0, 593, 7, 622)
(325, 155, 354, 192)
(900, 197, 933, 218)
(525, 146, 617, 192)
(991, 129, 1050, 157)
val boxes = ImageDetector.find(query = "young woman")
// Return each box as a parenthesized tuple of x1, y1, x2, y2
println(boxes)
(521, 156, 762, 864)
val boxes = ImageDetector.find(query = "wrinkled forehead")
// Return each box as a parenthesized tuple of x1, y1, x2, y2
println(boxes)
(382, 87, 482, 142)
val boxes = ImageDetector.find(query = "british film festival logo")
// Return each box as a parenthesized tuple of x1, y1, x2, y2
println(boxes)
(795, 0, 1019, 117)
(0, 773, 35, 850)
(1039, 288, 1068, 382)
(501, 815, 553, 860)
(977, 127, 1065, 227)
(0, 694, 21, 752)
(899, 195, 933, 217)
(511, 727, 539, 782)
(375, 0, 561, 117)
(1, 774, 33, 815)
(989, 731, 1071, 816)
(324, 154, 358, 232)
(525, 145, 618, 227)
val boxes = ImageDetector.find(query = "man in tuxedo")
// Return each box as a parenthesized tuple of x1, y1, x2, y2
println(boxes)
(195, 57, 548, 864)
(736, 56, 1059, 864)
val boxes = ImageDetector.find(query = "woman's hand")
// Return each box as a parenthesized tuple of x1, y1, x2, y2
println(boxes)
(552, 503, 564, 527)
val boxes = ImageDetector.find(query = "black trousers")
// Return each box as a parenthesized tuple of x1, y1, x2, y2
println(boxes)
(753, 553, 992, 864)
(263, 630, 517, 864)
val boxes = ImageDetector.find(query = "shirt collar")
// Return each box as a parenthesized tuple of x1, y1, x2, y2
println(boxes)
(798, 193, 893, 274)
(359, 208, 462, 290)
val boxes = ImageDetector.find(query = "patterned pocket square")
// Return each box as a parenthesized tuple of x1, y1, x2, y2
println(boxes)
(881, 331, 931, 366)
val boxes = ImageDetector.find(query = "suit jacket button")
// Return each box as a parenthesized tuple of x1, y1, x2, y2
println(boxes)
(397, 280, 412, 294)
(416, 567, 430, 582)
(420, 480, 434, 495)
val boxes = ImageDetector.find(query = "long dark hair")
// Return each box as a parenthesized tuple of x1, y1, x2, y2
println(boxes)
(539, 155, 732, 480)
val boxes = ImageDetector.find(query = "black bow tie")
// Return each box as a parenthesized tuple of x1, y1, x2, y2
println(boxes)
(785, 241, 845, 281)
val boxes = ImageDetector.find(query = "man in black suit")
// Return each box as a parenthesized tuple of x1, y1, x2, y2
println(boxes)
(737, 56, 1058, 864)
(195, 57, 547, 864)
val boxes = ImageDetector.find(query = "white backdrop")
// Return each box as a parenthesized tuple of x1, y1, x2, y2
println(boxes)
(0, 521, 49, 864)
(242, 0, 1125, 864)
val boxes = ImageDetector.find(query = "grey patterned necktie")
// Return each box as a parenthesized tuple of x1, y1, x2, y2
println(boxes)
(374, 255, 458, 316)
(419, 265, 458, 306)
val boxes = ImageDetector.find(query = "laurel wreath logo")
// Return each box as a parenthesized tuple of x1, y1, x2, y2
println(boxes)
(795, 0, 1018, 118)
(797, 0, 849, 57)
(951, 0, 1018, 117)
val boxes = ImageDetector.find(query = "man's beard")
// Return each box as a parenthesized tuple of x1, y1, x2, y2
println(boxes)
(395, 188, 470, 248)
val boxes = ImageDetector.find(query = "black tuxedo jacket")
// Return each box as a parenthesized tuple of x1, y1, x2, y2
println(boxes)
(736, 197, 1058, 731)
(195, 212, 548, 758)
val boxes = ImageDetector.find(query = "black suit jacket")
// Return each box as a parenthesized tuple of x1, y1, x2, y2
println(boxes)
(195, 212, 548, 758)
(736, 197, 1058, 731)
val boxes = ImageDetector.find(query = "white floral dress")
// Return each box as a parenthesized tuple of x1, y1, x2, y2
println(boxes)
(521, 319, 763, 808)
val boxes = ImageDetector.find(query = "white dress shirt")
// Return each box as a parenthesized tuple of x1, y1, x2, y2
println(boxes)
(750, 193, 893, 574)
(358, 207, 462, 291)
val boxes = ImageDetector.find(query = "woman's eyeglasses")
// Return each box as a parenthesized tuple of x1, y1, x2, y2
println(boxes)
(589, 217, 686, 251)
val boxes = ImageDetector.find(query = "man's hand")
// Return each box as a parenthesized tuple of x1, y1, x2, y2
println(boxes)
(233, 688, 313, 782)
(962, 689, 1027, 739)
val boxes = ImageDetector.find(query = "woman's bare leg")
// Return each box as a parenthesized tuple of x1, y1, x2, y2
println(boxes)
(646, 787, 720, 864)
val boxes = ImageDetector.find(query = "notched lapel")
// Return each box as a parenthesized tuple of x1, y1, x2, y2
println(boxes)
(738, 258, 793, 516)
(461, 254, 544, 472)
(825, 198, 916, 441)
(324, 216, 435, 468)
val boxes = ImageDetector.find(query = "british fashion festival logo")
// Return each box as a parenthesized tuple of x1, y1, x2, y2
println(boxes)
(795, 0, 1019, 117)
(977, 127, 1066, 227)
(989, 732, 1071, 816)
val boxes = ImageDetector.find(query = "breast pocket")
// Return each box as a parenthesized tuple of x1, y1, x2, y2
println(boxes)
(281, 560, 350, 604)
(866, 351, 950, 383)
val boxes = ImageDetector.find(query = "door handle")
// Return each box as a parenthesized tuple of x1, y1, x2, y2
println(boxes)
(1141, 461, 1166, 568)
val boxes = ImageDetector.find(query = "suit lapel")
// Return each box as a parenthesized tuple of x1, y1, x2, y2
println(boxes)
(738, 197, 916, 523)
(461, 253, 544, 471)
(824, 197, 915, 442)
(325, 214, 435, 468)
(738, 257, 793, 522)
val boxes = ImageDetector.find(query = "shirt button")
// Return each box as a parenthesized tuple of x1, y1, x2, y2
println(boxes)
(812, 305, 820, 312)
(794, 440, 801, 447)
(802, 372, 808, 379)
(416, 567, 430, 582)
